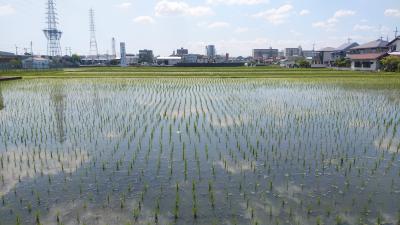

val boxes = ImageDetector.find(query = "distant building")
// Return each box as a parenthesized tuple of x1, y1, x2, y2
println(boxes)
(252, 48, 279, 61)
(22, 57, 50, 69)
(139, 49, 154, 64)
(126, 54, 139, 65)
(331, 42, 359, 61)
(176, 48, 189, 56)
(348, 39, 389, 71)
(156, 56, 182, 66)
(0, 51, 17, 67)
(0, 51, 15, 57)
(206, 45, 216, 60)
(318, 47, 335, 66)
(120, 42, 127, 67)
(285, 46, 302, 57)
(182, 54, 200, 63)
(302, 50, 321, 64)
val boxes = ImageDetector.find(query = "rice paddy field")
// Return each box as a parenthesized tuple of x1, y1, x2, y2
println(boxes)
(0, 68, 400, 225)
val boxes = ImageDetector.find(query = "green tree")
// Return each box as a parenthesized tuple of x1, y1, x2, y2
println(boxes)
(296, 59, 311, 68)
(381, 55, 400, 72)
(71, 54, 81, 63)
(334, 58, 351, 68)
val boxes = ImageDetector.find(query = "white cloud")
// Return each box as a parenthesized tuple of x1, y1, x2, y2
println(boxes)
(133, 16, 155, 24)
(384, 9, 400, 17)
(333, 9, 356, 18)
(115, 2, 132, 9)
(353, 24, 375, 31)
(198, 21, 230, 29)
(299, 9, 310, 16)
(206, 0, 268, 5)
(207, 21, 230, 29)
(253, 4, 294, 25)
(155, 0, 213, 17)
(312, 9, 355, 30)
(0, 4, 15, 16)
(235, 27, 249, 33)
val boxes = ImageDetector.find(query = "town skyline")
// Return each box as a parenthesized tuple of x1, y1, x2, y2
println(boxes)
(0, 0, 399, 56)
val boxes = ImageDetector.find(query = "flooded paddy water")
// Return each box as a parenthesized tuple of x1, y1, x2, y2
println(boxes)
(0, 78, 399, 225)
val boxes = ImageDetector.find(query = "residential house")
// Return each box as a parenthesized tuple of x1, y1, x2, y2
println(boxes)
(347, 39, 389, 71)
(331, 42, 359, 61)
(280, 56, 304, 68)
(318, 47, 335, 66)
(387, 36, 400, 56)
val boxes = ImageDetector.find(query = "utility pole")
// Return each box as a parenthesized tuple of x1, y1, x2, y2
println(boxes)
(15, 45, 18, 55)
(111, 37, 116, 59)
(30, 41, 33, 56)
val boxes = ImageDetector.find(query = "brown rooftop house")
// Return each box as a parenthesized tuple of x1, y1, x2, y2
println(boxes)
(348, 39, 389, 71)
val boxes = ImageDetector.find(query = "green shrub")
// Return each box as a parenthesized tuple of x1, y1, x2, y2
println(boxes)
(381, 55, 400, 72)
(334, 58, 351, 68)
(296, 59, 311, 68)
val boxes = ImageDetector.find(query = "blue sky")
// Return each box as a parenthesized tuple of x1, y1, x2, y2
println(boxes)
(0, 0, 399, 56)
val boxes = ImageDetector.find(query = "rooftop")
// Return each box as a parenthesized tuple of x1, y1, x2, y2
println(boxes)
(0, 51, 15, 57)
(387, 37, 400, 46)
(319, 47, 335, 52)
(348, 53, 387, 60)
(157, 57, 182, 60)
(351, 39, 389, 50)
(335, 42, 359, 51)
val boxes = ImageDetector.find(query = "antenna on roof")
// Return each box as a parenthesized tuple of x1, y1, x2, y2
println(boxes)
(347, 38, 352, 43)
(394, 27, 398, 38)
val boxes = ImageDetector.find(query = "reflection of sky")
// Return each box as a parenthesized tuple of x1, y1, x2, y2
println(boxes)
(0, 148, 89, 197)
(0, 78, 399, 225)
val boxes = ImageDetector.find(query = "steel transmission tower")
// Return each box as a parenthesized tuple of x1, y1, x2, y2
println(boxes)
(43, 0, 62, 57)
(89, 8, 99, 60)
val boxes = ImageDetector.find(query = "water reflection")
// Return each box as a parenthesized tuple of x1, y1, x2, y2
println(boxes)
(0, 86, 4, 110)
(50, 82, 66, 143)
